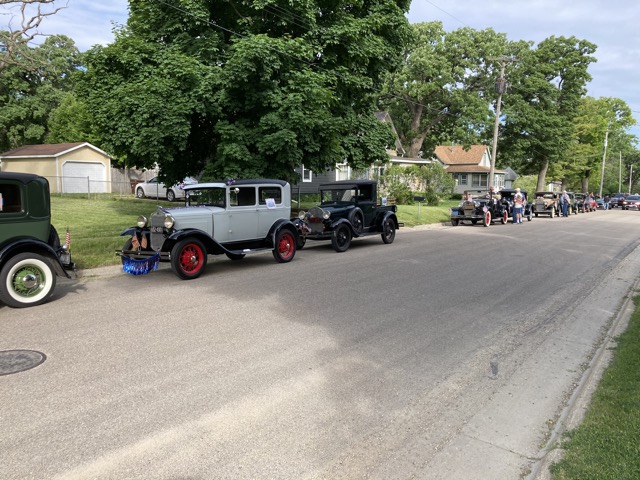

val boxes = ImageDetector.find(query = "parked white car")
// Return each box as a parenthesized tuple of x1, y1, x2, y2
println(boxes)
(135, 176, 198, 202)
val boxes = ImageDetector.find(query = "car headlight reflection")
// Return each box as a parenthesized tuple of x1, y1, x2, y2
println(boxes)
(164, 215, 175, 229)
(298, 210, 306, 220)
(322, 210, 331, 220)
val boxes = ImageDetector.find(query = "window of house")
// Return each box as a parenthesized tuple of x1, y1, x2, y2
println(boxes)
(458, 174, 468, 186)
(336, 161, 351, 181)
(471, 174, 487, 188)
(301, 165, 312, 183)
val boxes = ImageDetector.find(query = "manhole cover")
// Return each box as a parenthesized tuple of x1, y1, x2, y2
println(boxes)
(0, 350, 46, 376)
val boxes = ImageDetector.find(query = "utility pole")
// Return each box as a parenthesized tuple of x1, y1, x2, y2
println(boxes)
(489, 57, 514, 191)
(629, 164, 633, 194)
(598, 129, 609, 198)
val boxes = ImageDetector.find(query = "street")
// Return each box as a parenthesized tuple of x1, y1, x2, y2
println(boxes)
(2, 209, 640, 479)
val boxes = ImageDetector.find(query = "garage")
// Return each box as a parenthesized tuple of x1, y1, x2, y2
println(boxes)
(62, 161, 107, 193)
(0, 142, 112, 194)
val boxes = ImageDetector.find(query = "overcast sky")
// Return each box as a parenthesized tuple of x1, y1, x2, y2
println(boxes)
(1, 0, 638, 140)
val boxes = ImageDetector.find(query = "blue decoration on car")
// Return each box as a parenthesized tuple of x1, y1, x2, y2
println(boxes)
(122, 253, 160, 275)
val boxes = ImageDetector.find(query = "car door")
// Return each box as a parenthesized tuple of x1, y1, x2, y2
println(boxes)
(145, 177, 167, 199)
(257, 185, 285, 238)
(227, 185, 259, 242)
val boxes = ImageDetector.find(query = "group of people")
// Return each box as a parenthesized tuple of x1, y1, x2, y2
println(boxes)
(558, 190, 598, 216)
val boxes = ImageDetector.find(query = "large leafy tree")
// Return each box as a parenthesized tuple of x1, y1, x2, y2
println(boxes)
(498, 36, 597, 191)
(0, 34, 81, 151)
(560, 96, 635, 193)
(381, 22, 513, 158)
(80, 0, 412, 184)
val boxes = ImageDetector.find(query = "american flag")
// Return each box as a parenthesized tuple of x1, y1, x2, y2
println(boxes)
(65, 227, 70, 249)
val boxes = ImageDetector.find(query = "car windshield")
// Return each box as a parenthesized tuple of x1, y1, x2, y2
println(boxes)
(627, 195, 640, 200)
(321, 188, 356, 203)
(185, 187, 226, 207)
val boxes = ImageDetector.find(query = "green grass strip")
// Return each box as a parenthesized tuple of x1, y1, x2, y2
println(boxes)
(550, 296, 640, 479)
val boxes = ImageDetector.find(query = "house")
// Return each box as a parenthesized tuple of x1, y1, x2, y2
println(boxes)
(0, 142, 112, 194)
(292, 112, 409, 197)
(434, 145, 506, 194)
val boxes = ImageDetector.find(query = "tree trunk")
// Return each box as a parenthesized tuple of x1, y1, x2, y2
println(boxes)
(536, 157, 549, 192)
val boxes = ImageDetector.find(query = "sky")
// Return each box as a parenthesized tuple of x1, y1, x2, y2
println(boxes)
(1, 0, 638, 140)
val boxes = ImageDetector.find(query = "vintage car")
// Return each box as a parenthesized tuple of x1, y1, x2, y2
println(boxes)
(499, 189, 532, 222)
(293, 180, 402, 252)
(450, 189, 508, 227)
(0, 172, 75, 308)
(118, 179, 299, 279)
(135, 176, 198, 202)
(532, 191, 559, 217)
(575, 193, 594, 213)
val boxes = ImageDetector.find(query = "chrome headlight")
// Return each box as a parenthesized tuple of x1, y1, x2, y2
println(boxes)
(163, 214, 175, 229)
(322, 210, 331, 220)
(136, 215, 147, 228)
(298, 210, 306, 220)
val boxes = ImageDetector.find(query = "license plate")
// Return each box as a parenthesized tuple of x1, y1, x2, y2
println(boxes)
(150, 226, 163, 233)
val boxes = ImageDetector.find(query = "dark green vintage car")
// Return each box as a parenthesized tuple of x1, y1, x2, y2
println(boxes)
(0, 172, 75, 308)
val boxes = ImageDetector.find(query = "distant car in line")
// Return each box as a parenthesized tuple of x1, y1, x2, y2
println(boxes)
(135, 176, 198, 202)
(621, 195, 640, 210)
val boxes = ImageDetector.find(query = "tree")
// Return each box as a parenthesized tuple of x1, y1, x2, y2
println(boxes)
(381, 22, 512, 159)
(0, 34, 81, 151)
(0, 0, 66, 73)
(561, 96, 635, 193)
(80, 0, 413, 184)
(498, 36, 597, 192)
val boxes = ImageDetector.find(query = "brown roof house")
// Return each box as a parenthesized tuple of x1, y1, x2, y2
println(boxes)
(0, 142, 112, 194)
(434, 145, 506, 194)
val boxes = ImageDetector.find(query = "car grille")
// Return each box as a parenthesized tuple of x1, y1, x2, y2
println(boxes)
(307, 206, 327, 233)
(150, 214, 165, 252)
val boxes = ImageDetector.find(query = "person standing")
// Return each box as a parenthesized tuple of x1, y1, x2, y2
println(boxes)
(513, 188, 525, 224)
(603, 194, 610, 210)
(561, 190, 570, 217)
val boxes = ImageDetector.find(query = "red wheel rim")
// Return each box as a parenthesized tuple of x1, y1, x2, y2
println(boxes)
(278, 232, 295, 260)
(179, 243, 204, 274)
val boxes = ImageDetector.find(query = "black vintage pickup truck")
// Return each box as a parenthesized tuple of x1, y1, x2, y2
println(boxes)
(293, 180, 403, 252)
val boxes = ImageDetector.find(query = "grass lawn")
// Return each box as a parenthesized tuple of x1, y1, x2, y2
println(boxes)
(51, 195, 457, 269)
(549, 296, 640, 479)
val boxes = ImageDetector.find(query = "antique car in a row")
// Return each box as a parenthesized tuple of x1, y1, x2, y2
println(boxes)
(450, 189, 508, 227)
(118, 179, 299, 279)
(532, 191, 559, 217)
(293, 180, 402, 252)
(0, 172, 75, 308)
(574, 193, 595, 213)
(499, 189, 533, 222)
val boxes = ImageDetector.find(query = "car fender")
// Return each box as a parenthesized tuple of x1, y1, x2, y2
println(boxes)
(377, 211, 400, 231)
(0, 238, 70, 278)
(329, 217, 355, 234)
(267, 219, 300, 246)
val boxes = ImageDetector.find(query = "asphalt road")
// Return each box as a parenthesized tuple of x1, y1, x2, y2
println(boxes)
(2, 208, 640, 480)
